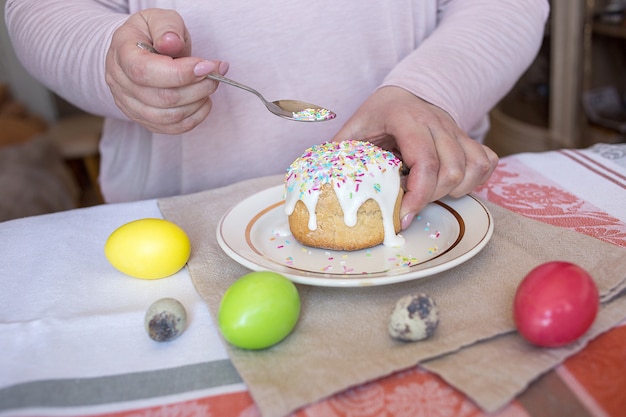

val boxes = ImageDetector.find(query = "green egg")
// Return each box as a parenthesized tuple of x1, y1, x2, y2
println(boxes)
(218, 271, 300, 350)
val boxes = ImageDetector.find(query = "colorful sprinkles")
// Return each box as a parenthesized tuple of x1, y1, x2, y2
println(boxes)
(272, 229, 426, 272)
(292, 108, 336, 121)
(429, 231, 441, 239)
(285, 140, 401, 196)
(393, 254, 419, 268)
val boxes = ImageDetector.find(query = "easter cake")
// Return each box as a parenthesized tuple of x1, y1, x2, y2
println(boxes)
(284, 140, 405, 251)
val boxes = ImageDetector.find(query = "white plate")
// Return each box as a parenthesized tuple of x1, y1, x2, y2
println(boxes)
(216, 185, 493, 287)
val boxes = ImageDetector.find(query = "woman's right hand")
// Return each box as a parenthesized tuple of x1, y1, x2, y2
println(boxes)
(105, 8, 228, 134)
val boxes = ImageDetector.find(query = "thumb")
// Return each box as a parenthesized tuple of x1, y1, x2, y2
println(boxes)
(142, 9, 191, 58)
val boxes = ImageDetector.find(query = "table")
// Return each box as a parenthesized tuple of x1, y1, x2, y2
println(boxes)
(1, 143, 625, 417)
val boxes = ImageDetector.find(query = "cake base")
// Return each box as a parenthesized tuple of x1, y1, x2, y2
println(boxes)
(288, 184, 403, 251)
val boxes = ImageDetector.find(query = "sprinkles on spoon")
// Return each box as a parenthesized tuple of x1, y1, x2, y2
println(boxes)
(292, 108, 336, 121)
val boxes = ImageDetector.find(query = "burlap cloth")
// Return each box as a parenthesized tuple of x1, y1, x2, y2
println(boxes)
(158, 174, 626, 417)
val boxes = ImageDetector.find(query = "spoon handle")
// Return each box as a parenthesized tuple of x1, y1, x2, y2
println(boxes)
(205, 73, 268, 104)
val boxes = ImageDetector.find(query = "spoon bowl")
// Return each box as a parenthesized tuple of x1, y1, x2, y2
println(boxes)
(137, 42, 336, 122)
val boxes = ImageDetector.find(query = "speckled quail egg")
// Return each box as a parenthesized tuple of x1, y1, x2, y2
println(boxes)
(389, 293, 439, 342)
(145, 298, 187, 342)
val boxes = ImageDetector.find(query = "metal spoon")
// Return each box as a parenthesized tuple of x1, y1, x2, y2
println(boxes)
(136, 42, 336, 122)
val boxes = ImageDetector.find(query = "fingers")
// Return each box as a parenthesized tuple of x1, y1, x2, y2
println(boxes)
(332, 86, 498, 230)
(119, 34, 216, 89)
(107, 45, 219, 133)
(396, 125, 445, 229)
(446, 137, 499, 198)
(116, 83, 215, 133)
(400, 130, 498, 229)
(105, 8, 229, 134)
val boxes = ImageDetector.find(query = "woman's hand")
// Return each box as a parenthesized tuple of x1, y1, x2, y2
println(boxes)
(332, 86, 498, 229)
(105, 9, 228, 134)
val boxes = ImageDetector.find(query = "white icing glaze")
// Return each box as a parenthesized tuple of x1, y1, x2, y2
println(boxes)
(284, 140, 405, 248)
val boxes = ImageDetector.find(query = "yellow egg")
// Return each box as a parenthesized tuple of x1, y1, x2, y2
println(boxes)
(105, 218, 191, 279)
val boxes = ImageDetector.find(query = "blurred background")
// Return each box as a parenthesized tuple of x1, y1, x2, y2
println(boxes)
(484, 0, 626, 156)
(0, 0, 625, 221)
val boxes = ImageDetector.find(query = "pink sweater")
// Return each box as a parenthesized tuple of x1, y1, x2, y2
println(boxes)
(6, 0, 549, 202)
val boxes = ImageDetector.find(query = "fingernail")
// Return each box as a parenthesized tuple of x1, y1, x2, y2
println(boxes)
(162, 31, 183, 44)
(193, 60, 218, 77)
(218, 61, 230, 75)
(401, 213, 415, 230)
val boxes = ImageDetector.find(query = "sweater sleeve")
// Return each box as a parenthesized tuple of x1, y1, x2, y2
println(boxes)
(382, 0, 550, 133)
(4, 0, 130, 119)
